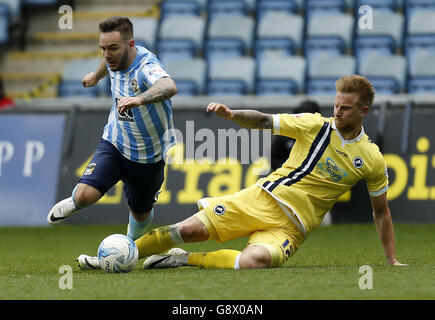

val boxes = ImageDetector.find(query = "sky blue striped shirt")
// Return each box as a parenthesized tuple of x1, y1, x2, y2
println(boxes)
(102, 46, 177, 163)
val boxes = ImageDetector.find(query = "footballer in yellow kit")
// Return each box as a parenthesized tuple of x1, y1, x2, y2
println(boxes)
(194, 112, 388, 266)
(76, 75, 407, 271)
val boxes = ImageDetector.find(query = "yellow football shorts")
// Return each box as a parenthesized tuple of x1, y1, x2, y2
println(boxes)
(195, 184, 305, 267)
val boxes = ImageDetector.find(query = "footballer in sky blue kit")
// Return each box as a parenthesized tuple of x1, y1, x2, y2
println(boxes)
(47, 17, 178, 268)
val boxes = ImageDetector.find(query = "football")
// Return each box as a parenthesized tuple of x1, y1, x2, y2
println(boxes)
(97, 234, 139, 273)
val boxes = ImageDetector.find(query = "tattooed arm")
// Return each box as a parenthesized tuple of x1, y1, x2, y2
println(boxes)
(206, 102, 273, 129)
(117, 77, 178, 113)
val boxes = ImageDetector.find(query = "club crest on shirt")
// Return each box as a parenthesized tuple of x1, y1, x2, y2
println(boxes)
(213, 204, 226, 216)
(353, 156, 364, 169)
(84, 162, 96, 175)
(316, 157, 348, 183)
(129, 79, 139, 93)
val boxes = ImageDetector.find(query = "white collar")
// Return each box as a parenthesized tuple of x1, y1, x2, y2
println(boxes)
(332, 119, 365, 147)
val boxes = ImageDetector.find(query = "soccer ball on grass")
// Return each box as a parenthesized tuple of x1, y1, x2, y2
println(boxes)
(97, 234, 139, 273)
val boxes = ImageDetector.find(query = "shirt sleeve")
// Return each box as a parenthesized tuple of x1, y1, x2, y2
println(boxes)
(272, 112, 323, 140)
(366, 155, 389, 197)
(140, 55, 171, 87)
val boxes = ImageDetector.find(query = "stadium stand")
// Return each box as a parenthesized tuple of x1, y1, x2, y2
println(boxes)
(3, 0, 435, 99)
(205, 15, 255, 63)
(161, 0, 207, 12)
(305, 0, 347, 23)
(305, 13, 354, 66)
(157, 15, 205, 62)
(408, 54, 435, 94)
(256, 0, 299, 20)
(307, 55, 357, 95)
(22, 0, 58, 4)
(359, 55, 407, 94)
(356, 0, 399, 12)
(206, 56, 256, 95)
(405, 0, 435, 21)
(160, 0, 201, 20)
(405, 10, 435, 73)
(255, 11, 304, 59)
(58, 57, 108, 98)
(0, 3, 9, 45)
(131, 17, 159, 51)
(207, 0, 249, 20)
(164, 57, 207, 95)
(256, 55, 306, 95)
(355, 11, 404, 65)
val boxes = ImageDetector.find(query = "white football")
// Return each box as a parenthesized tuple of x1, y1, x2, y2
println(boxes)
(97, 234, 139, 273)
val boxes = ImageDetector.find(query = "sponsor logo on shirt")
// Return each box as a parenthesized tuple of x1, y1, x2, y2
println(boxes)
(316, 157, 348, 182)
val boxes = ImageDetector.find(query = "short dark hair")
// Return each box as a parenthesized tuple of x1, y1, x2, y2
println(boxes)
(99, 16, 133, 40)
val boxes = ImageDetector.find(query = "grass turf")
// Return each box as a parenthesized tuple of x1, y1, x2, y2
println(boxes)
(0, 223, 434, 300)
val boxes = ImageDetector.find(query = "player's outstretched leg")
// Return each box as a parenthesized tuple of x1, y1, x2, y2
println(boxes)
(47, 197, 80, 225)
(144, 245, 273, 270)
(47, 183, 101, 225)
(143, 248, 242, 269)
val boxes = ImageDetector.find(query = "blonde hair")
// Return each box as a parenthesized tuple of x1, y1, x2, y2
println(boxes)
(335, 75, 375, 108)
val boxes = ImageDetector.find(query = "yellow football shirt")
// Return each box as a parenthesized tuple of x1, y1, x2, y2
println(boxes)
(257, 112, 389, 237)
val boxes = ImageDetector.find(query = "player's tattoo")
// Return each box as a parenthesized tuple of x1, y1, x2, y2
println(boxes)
(231, 110, 273, 130)
(138, 77, 177, 105)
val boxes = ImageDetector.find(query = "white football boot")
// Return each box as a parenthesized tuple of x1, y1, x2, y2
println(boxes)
(76, 254, 101, 270)
(143, 248, 188, 269)
(47, 197, 79, 225)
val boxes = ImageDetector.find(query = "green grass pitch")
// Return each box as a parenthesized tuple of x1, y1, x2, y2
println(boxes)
(0, 223, 434, 300)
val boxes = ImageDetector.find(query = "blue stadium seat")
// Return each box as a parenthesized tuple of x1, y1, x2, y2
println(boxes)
(307, 56, 356, 95)
(405, 11, 435, 72)
(255, 12, 303, 59)
(355, 12, 404, 65)
(59, 58, 106, 98)
(162, 0, 207, 12)
(205, 38, 245, 61)
(160, 0, 201, 20)
(356, 0, 398, 12)
(206, 15, 254, 63)
(256, 56, 306, 95)
(157, 16, 205, 62)
(0, 4, 9, 45)
(305, 0, 346, 22)
(305, 37, 346, 65)
(206, 57, 256, 95)
(58, 81, 99, 98)
(164, 58, 206, 95)
(22, 0, 58, 5)
(359, 55, 407, 94)
(408, 55, 435, 94)
(256, 0, 298, 20)
(405, 0, 435, 22)
(207, 0, 248, 21)
(0, 0, 22, 20)
(157, 39, 196, 62)
(131, 18, 158, 51)
(354, 36, 395, 65)
(405, 35, 435, 72)
(305, 13, 354, 65)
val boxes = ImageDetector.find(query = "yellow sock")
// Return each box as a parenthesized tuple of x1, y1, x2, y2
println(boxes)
(187, 249, 241, 269)
(134, 224, 183, 259)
